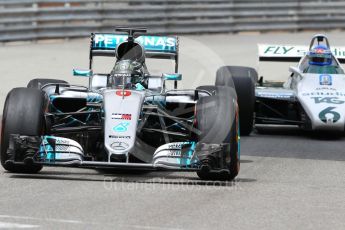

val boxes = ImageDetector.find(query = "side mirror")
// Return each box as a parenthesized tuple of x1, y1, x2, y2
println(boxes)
(289, 66, 302, 76)
(162, 73, 182, 81)
(73, 69, 93, 77)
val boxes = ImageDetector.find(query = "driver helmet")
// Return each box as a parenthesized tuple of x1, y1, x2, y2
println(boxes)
(109, 60, 145, 89)
(308, 45, 332, 66)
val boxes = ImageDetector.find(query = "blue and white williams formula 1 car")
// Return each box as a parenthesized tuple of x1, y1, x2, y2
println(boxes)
(242, 34, 345, 133)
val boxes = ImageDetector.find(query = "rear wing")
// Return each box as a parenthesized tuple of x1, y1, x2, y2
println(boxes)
(90, 33, 178, 59)
(258, 44, 345, 63)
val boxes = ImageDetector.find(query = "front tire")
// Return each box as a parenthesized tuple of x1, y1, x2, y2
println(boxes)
(1, 88, 46, 173)
(194, 86, 240, 180)
(27, 78, 68, 89)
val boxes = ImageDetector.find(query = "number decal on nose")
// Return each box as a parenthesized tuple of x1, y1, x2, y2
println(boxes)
(116, 90, 131, 97)
(319, 107, 340, 123)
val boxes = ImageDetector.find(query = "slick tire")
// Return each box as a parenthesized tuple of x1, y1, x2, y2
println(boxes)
(223, 66, 258, 83)
(197, 85, 237, 99)
(1, 88, 46, 173)
(215, 66, 235, 88)
(27, 78, 68, 89)
(195, 86, 240, 180)
(220, 66, 256, 136)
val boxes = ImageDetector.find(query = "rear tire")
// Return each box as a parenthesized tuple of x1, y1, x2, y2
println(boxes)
(1, 88, 46, 173)
(215, 66, 235, 88)
(223, 66, 258, 83)
(27, 78, 68, 89)
(195, 86, 240, 180)
(216, 66, 256, 136)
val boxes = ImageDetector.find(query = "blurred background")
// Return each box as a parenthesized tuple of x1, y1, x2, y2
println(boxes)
(1, 0, 345, 108)
(1, 0, 345, 41)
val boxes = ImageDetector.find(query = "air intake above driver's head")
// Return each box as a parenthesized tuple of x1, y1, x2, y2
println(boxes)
(116, 41, 145, 63)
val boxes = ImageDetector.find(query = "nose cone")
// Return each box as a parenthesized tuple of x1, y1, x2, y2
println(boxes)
(297, 74, 345, 131)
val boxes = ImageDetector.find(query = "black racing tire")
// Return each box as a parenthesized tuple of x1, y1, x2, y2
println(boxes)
(27, 78, 68, 89)
(227, 117, 240, 180)
(196, 85, 237, 101)
(226, 66, 256, 136)
(194, 86, 240, 180)
(215, 66, 235, 88)
(1, 88, 46, 173)
(223, 66, 258, 83)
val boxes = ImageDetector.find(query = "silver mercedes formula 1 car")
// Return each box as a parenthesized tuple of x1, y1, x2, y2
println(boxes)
(234, 34, 345, 134)
(1, 28, 251, 180)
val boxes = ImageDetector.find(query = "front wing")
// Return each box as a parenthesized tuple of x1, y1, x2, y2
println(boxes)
(5, 135, 232, 174)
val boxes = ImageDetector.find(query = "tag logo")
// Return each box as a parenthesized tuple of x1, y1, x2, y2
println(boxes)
(116, 90, 131, 97)
(113, 122, 130, 132)
(312, 97, 344, 104)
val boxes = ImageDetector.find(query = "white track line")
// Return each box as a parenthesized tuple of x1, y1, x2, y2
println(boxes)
(0, 215, 184, 230)
(0, 221, 38, 229)
(0, 215, 82, 224)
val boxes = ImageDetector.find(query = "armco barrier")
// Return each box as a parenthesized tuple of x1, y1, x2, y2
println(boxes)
(0, 0, 345, 41)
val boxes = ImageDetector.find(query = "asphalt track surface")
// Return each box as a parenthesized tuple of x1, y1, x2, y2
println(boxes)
(1, 32, 345, 230)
